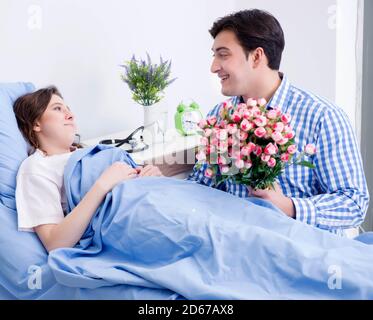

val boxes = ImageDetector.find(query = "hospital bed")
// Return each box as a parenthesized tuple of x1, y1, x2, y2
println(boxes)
(1, 82, 371, 300)
(0, 82, 186, 299)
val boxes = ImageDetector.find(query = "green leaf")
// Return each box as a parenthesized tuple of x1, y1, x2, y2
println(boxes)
(298, 161, 315, 169)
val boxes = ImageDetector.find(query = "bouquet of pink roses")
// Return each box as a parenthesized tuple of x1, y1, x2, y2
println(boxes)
(195, 98, 316, 190)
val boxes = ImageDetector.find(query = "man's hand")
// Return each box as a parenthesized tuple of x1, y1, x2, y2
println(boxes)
(249, 182, 296, 218)
(136, 165, 163, 177)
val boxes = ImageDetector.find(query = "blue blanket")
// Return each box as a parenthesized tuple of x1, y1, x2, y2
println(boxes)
(48, 145, 373, 299)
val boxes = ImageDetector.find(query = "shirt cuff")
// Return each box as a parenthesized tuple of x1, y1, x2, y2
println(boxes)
(291, 197, 317, 226)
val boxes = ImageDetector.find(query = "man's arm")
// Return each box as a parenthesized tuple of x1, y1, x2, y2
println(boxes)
(291, 107, 369, 231)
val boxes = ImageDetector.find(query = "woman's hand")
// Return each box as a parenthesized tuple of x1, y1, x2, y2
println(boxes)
(137, 165, 163, 177)
(96, 162, 138, 193)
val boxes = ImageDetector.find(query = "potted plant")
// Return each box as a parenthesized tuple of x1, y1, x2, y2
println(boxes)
(120, 54, 176, 140)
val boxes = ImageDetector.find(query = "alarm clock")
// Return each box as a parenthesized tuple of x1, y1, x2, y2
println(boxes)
(175, 102, 203, 136)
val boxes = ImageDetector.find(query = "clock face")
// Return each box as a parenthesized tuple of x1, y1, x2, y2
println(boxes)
(181, 111, 201, 134)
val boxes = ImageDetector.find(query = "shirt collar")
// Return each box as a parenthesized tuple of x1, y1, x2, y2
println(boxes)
(234, 72, 292, 111)
(266, 72, 292, 111)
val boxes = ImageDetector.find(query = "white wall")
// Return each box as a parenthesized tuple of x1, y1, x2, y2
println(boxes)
(0, 0, 235, 139)
(1, 0, 358, 141)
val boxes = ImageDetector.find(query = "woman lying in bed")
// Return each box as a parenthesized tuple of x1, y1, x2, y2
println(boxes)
(14, 86, 162, 252)
(13, 86, 373, 299)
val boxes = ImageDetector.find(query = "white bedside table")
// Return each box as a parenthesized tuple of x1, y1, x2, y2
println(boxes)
(82, 129, 201, 179)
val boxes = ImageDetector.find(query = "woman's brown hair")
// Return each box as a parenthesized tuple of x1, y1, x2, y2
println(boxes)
(13, 86, 63, 150)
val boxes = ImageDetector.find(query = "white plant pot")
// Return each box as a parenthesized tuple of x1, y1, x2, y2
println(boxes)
(143, 103, 168, 144)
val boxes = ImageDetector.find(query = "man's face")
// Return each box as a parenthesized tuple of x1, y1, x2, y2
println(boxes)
(211, 30, 255, 97)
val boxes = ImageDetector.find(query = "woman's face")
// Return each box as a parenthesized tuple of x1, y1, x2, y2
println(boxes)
(33, 94, 77, 148)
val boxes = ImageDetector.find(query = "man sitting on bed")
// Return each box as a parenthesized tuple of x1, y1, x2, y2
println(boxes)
(188, 9, 369, 237)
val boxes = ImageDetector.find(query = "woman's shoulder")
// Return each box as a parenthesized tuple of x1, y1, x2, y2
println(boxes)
(17, 149, 47, 176)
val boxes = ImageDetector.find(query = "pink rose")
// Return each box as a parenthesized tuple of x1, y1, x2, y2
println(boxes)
(280, 153, 290, 162)
(222, 100, 232, 110)
(198, 119, 207, 129)
(258, 98, 267, 106)
(218, 156, 228, 165)
(242, 109, 254, 119)
(287, 144, 297, 154)
(216, 129, 228, 140)
(247, 142, 256, 153)
(241, 142, 256, 156)
(267, 157, 276, 168)
(220, 165, 230, 174)
(210, 137, 219, 146)
(231, 149, 242, 159)
(305, 144, 316, 155)
(246, 98, 257, 107)
(254, 127, 267, 138)
(281, 113, 292, 124)
(231, 112, 242, 123)
(284, 131, 295, 139)
(239, 131, 249, 141)
(264, 143, 277, 155)
(227, 123, 238, 135)
(203, 128, 212, 137)
(277, 137, 289, 146)
(254, 116, 268, 127)
(267, 109, 278, 120)
(218, 141, 228, 153)
(251, 106, 262, 117)
(219, 120, 228, 129)
(253, 145, 262, 156)
(200, 137, 209, 146)
(240, 119, 253, 132)
(237, 103, 248, 112)
(207, 116, 217, 126)
(273, 122, 284, 132)
(240, 146, 251, 157)
(274, 144, 279, 153)
(235, 159, 245, 169)
(204, 168, 214, 178)
(284, 125, 292, 134)
(273, 107, 282, 117)
(196, 151, 206, 161)
(271, 131, 283, 143)
(261, 154, 270, 162)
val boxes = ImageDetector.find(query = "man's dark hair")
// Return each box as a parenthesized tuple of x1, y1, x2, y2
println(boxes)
(209, 9, 285, 70)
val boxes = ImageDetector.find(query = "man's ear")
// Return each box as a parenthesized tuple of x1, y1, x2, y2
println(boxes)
(33, 122, 41, 133)
(251, 47, 266, 68)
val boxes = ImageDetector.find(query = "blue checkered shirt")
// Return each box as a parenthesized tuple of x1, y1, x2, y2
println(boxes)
(187, 74, 369, 237)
